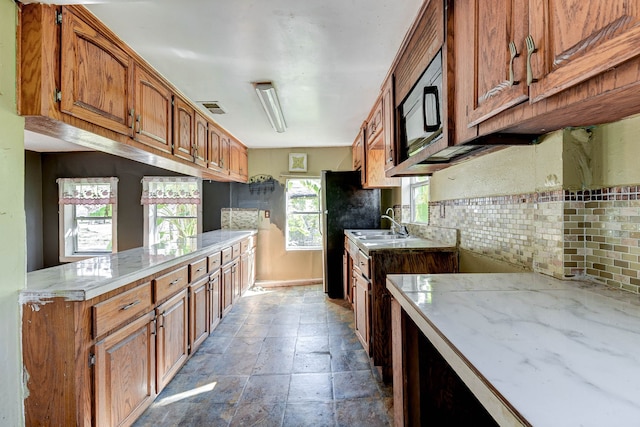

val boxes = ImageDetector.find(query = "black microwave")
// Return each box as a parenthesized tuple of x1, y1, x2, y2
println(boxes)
(399, 50, 443, 157)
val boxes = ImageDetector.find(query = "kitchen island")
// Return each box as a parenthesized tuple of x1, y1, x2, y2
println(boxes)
(387, 272, 640, 426)
(22, 229, 256, 427)
(344, 229, 458, 382)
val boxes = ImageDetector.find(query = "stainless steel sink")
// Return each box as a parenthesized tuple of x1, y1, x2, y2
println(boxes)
(351, 230, 411, 240)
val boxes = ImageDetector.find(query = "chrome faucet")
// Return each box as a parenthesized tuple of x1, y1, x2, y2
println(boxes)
(381, 213, 409, 238)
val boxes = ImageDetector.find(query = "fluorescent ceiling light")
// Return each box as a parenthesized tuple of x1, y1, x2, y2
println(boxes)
(254, 82, 286, 133)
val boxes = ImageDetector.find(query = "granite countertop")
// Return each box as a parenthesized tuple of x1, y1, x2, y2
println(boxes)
(386, 272, 640, 427)
(344, 229, 457, 255)
(22, 229, 256, 303)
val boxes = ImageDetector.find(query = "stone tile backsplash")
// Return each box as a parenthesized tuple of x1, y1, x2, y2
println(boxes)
(221, 208, 259, 230)
(401, 186, 640, 294)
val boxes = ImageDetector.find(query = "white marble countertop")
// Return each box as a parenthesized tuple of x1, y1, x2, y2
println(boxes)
(344, 229, 457, 255)
(386, 272, 640, 427)
(23, 230, 256, 303)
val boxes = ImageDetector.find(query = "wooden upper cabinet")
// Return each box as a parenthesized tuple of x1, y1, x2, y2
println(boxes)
(352, 127, 364, 171)
(229, 138, 240, 177)
(461, 0, 529, 128)
(382, 75, 396, 172)
(220, 133, 231, 173)
(366, 99, 383, 149)
(194, 112, 208, 167)
(61, 8, 133, 136)
(133, 64, 172, 153)
(207, 125, 223, 172)
(173, 96, 195, 162)
(528, 0, 640, 103)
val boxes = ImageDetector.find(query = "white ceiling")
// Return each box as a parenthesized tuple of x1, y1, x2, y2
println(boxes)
(23, 0, 423, 152)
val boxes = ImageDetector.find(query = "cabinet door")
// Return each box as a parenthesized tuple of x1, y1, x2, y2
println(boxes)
(61, 8, 133, 136)
(239, 146, 248, 181)
(207, 125, 222, 171)
(528, 0, 640, 103)
(194, 112, 208, 167)
(133, 64, 172, 153)
(220, 133, 231, 173)
(156, 289, 188, 392)
(221, 264, 233, 316)
(241, 252, 250, 295)
(229, 139, 241, 177)
(209, 270, 221, 331)
(173, 96, 195, 162)
(189, 277, 209, 354)
(382, 75, 396, 172)
(352, 127, 364, 171)
(461, 0, 529, 128)
(232, 260, 241, 300)
(94, 312, 156, 427)
(354, 274, 370, 354)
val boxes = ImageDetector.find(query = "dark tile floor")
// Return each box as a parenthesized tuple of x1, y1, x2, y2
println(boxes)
(133, 284, 393, 427)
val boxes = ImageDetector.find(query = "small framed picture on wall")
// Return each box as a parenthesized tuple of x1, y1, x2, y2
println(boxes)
(288, 153, 307, 172)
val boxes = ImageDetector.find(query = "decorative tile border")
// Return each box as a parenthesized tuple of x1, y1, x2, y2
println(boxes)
(409, 186, 640, 294)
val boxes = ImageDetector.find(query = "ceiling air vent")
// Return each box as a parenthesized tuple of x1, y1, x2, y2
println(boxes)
(201, 102, 226, 114)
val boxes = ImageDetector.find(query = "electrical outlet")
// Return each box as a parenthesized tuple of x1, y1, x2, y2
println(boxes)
(264, 210, 270, 218)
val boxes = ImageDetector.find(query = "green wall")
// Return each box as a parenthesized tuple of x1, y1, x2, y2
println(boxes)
(0, 0, 26, 424)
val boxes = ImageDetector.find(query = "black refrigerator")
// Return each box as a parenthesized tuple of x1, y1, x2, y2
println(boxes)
(321, 170, 381, 298)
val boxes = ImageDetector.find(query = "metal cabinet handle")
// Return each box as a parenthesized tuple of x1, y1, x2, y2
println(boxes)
(136, 114, 141, 134)
(120, 300, 140, 311)
(508, 41, 520, 86)
(196, 267, 205, 272)
(169, 277, 182, 286)
(129, 108, 135, 134)
(525, 35, 538, 86)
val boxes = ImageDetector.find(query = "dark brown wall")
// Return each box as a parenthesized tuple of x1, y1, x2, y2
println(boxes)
(25, 151, 44, 271)
(39, 151, 185, 268)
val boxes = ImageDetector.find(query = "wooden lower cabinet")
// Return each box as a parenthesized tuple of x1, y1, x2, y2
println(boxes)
(208, 269, 221, 331)
(94, 311, 157, 427)
(22, 236, 256, 425)
(189, 276, 209, 354)
(354, 273, 371, 353)
(156, 289, 189, 392)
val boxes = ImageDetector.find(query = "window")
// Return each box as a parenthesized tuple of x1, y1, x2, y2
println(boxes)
(410, 176, 430, 223)
(285, 178, 321, 250)
(141, 177, 202, 246)
(57, 177, 118, 262)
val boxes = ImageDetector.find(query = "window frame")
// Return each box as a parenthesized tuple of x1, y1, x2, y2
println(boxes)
(57, 177, 118, 263)
(409, 176, 430, 224)
(142, 177, 203, 247)
(285, 177, 322, 251)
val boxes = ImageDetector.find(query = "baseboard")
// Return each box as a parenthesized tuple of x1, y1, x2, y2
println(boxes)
(255, 278, 323, 288)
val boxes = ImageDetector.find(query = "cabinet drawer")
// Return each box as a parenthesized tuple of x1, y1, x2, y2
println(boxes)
(232, 243, 241, 259)
(93, 282, 153, 338)
(357, 251, 370, 279)
(208, 251, 222, 271)
(154, 266, 188, 302)
(241, 236, 256, 252)
(221, 247, 232, 265)
(189, 257, 208, 282)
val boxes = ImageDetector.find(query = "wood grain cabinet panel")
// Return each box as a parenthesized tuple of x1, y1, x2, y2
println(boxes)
(61, 8, 133, 136)
(173, 96, 195, 162)
(154, 266, 188, 302)
(93, 281, 153, 339)
(189, 276, 209, 354)
(528, 0, 640, 102)
(221, 263, 234, 316)
(208, 270, 222, 331)
(354, 273, 371, 354)
(382, 75, 396, 172)
(188, 257, 208, 283)
(133, 65, 172, 153)
(352, 126, 364, 172)
(207, 125, 224, 173)
(220, 133, 231, 173)
(460, 0, 530, 128)
(94, 311, 156, 427)
(194, 111, 208, 167)
(156, 289, 189, 392)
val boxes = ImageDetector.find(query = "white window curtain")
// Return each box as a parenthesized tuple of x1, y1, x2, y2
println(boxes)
(57, 177, 119, 205)
(140, 177, 201, 205)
